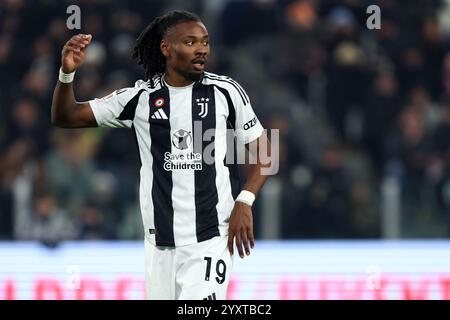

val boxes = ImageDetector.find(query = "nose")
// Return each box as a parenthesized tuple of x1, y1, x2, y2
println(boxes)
(195, 44, 208, 56)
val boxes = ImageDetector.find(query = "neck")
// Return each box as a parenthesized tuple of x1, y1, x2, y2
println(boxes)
(164, 66, 195, 87)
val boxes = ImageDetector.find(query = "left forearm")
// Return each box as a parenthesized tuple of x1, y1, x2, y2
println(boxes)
(243, 162, 270, 196)
(228, 133, 274, 257)
(242, 133, 272, 197)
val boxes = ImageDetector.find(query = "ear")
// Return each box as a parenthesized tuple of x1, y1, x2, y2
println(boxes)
(160, 39, 170, 58)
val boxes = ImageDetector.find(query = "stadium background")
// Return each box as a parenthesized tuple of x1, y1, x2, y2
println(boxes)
(1, 0, 450, 299)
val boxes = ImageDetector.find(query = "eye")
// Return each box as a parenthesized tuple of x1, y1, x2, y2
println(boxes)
(185, 40, 194, 46)
(203, 40, 209, 46)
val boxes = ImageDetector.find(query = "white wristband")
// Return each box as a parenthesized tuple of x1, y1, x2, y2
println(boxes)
(59, 68, 76, 83)
(235, 190, 256, 207)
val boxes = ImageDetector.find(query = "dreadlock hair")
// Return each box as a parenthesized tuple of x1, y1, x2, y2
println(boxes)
(132, 10, 201, 86)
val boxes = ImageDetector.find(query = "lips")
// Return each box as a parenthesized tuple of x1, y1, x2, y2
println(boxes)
(192, 58, 206, 71)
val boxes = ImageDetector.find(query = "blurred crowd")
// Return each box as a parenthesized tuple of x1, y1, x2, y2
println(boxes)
(0, 0, 449, 245)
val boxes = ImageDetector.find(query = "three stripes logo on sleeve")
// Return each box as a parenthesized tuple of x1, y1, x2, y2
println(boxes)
(151, 108, 168, 120)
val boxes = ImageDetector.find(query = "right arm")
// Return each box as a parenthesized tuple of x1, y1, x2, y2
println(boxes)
(51, 33, 97, 128)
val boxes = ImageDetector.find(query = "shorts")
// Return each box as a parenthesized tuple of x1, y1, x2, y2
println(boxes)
(144, 235, 233, 300)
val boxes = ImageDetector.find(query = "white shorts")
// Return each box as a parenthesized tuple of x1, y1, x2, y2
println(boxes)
(144, 235, 233, 300)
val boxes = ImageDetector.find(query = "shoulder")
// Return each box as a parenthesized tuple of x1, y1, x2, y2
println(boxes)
(134, 79, 148, 89)
(202, 71, 243, 86)
(202, 72, 250, 105)
(133, 74, 164, 92)
(99, 80, 154, 106)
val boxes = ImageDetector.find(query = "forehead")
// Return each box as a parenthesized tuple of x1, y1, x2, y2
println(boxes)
(166, 21, 208, 39)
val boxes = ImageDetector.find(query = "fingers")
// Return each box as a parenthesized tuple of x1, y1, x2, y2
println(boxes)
(229, 230, 253, 259)
(248, 225, 255, 250)
(228, 232, 234, 257)
(242, 230, 250, 257)
(228, 205, 254, 259)
(64, 42, 80, 53)
(63, 34, 92, 53)
(235, 232, 244, 259)
(71, 34, 91, 50)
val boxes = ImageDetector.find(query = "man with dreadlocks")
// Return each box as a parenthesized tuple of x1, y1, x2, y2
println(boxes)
(51, 10, 270, 300)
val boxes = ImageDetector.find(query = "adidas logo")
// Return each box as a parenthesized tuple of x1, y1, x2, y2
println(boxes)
(151, 109, 168, 120)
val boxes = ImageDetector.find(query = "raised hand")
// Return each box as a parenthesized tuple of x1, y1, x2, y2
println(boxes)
(61, 33, 92, 73)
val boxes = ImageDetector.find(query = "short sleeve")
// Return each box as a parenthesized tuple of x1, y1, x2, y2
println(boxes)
(88, 83, 145, 128)
(231, 81, 264, 144)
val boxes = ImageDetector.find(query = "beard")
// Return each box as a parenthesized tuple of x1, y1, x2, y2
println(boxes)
(175, 66, 203, 82)
(185, 70, 203, 82)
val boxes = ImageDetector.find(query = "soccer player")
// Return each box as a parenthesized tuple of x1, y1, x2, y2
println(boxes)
(51, 10, 271, 300)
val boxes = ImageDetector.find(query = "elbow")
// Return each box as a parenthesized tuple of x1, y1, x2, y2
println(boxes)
(50, 112, 62, 127)
(50, 105, 59, 126)
(51, 112, 68, 128)
(50, 115, 58, 126)
(52, 120, 71, 128)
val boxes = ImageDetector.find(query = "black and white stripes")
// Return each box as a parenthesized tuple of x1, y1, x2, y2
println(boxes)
(149, 86, 174, 246)
(88, 71, 264, 247)
(203, 72, 250, 105)
(192, 82, 220, 242)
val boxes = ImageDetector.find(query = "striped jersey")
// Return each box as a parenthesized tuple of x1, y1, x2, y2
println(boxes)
(89, 72, 264, 246)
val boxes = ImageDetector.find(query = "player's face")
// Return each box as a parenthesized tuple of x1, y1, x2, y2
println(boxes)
(162, 21, 210, 81)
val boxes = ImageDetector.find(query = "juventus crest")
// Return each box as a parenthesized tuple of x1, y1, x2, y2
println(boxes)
(196, 97, 209, 118)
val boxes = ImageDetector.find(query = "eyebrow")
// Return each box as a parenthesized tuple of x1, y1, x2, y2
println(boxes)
(184, 35, 209, 39)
